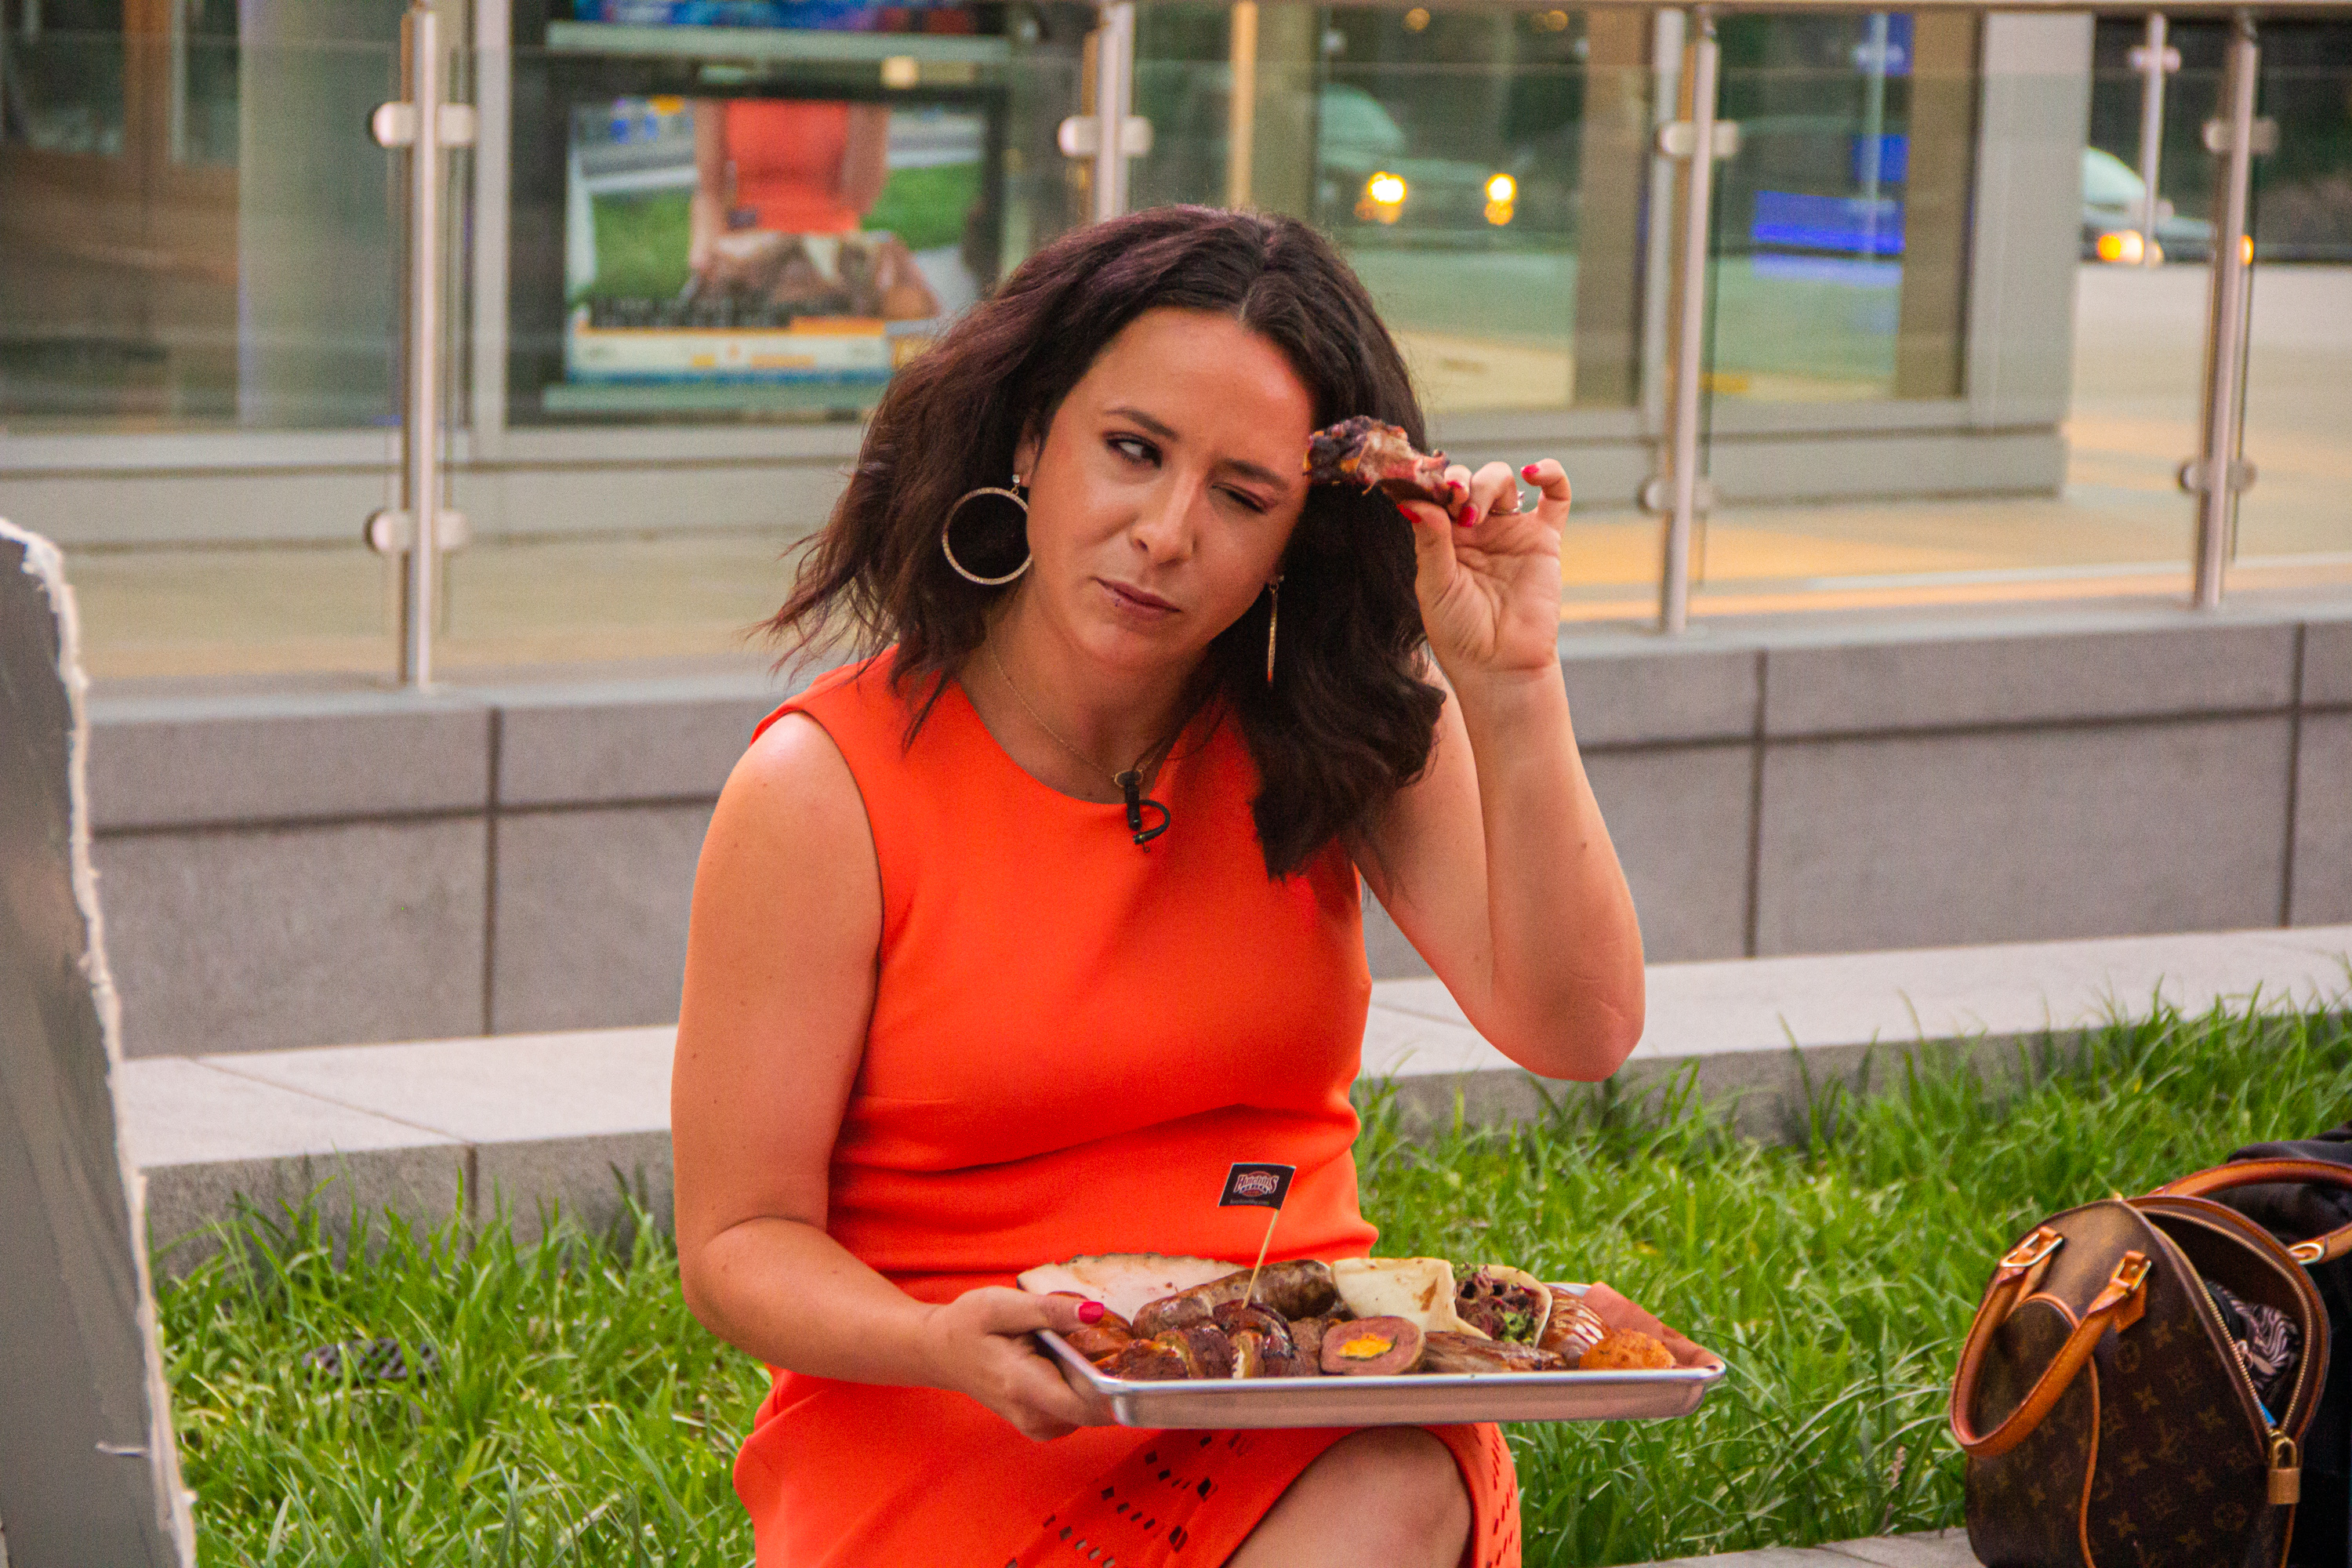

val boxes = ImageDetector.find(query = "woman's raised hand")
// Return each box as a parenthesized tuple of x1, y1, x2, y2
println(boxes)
(916, 1287, 1102, 1442)
(1397, 459, 1570, 684)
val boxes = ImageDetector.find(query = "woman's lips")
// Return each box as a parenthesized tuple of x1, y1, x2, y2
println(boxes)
(1098, 579, 1179, 616)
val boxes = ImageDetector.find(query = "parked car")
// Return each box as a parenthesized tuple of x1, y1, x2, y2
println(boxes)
(2080, 144, 2212, 263)
(1312, 84, 1549, 240)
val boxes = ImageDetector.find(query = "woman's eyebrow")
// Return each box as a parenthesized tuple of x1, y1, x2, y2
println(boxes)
(1104, 405, 1293, 491)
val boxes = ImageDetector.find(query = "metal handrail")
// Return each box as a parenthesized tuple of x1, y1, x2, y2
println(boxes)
(368, 2, 475, 688)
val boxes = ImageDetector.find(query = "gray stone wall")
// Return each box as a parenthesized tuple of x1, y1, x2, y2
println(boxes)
(92, 601, 2352, 1057)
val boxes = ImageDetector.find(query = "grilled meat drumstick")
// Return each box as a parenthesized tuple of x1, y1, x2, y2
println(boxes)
(1303, 416, 1454, 510)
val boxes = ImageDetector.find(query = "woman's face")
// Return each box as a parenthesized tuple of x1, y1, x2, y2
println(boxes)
(1010, 307, 1315, 681)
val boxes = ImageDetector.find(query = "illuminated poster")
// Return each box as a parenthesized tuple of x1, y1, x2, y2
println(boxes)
(563, 95, 987, 391)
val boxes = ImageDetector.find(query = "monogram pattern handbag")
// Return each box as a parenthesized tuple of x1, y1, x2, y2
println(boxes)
(1950, 1160, 2352, 1568)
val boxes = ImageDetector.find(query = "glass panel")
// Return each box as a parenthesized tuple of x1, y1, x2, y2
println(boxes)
(2235, 20, 2352, 575)
(507, 0, 1076, 426)
(2, 0, 125, 155)
(0, 2, 401, 430)
(1707, 13, 1976, 405)
(1132, 4, 1645, 416)
(172, 0, 238, 166)
(66, 543, 400, 682)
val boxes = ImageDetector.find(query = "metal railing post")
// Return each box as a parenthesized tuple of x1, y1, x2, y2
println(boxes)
(1094, 0, 1137, 222)
(1658, 6, 1720, 637)
(366, 2, 476, 687)
(2188, 11, 2260, 610)
(2131, 14, 2177, 267)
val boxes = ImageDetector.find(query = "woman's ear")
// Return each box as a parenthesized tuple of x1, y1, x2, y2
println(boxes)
(1012, 427, 1042, 485)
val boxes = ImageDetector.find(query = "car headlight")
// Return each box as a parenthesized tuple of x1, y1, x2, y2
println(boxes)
(1485, 172, 1515, 205)
(1367, 172, 1406, 206)
(2094, 229, 2146, 265)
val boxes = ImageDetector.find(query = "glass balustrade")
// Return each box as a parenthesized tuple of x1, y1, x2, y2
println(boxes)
(0, 0, 2345, 681)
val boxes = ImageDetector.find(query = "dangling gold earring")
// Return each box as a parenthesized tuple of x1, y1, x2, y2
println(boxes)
(1264, 576, 1282, 685)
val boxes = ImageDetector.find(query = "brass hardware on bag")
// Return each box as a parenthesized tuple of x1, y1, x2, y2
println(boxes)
(2288, 1238, 2326, 1265)
(2112, 1252, 2151, 1294)
(2000, 1227, 2063, 1273)
(2270, 1432, 2302, 1505)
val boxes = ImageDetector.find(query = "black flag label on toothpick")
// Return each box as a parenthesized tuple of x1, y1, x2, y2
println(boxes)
(1219, 1162, 1296, 1210)
(1220, 1162, 1297, 1305)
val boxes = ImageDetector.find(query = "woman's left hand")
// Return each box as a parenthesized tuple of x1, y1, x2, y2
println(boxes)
(1397, 459, 1570, 683)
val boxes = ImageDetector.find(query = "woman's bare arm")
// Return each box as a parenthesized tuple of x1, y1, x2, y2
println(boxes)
(1353, 461, 1645, 1082)
(672, 713, 1095, 1439)
(688, 100, 731, 280)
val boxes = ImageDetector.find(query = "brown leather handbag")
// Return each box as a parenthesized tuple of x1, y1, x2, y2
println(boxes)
(1950, 1160, 2352, 1568)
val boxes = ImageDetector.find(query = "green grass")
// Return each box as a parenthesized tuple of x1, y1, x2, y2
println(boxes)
(158, 1000, 2352, 1566)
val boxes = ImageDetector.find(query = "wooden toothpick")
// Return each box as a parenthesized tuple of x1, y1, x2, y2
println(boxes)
(1241, 1208, 1281, 1305)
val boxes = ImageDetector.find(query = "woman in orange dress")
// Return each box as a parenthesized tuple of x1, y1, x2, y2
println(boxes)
(671, 208, 1646, 1566)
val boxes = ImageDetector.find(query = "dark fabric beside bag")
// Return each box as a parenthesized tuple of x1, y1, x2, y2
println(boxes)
(2216, 1126, 2352, 1568)
(1951, 1156, 2352, 1568)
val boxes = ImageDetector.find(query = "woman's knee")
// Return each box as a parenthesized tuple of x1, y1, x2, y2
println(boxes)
(1316, 1428, 1472, 1549)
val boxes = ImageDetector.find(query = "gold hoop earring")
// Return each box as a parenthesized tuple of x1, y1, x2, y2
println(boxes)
(1264, 576, 1282, 685)
(942, 476, 1031, 586)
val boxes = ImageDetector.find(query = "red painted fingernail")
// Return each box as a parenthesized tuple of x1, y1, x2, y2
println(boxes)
(1450, 478, 1467, 495)
(1078, 1301, 1105, 1323)
(1521, 464, 1541, 481)
(1457, 506, 1476, 526)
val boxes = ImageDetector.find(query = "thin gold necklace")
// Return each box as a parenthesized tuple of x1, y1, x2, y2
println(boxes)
(984, 640, 1174, 847)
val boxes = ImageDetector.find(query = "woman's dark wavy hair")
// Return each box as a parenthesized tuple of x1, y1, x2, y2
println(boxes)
(764, 205, 1446, 880)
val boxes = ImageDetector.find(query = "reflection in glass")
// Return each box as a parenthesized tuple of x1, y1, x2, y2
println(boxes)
(172, 0, 239, 166)
(1708, 12, 1976, 403)
(2, 0, 125, 154)
(554, 94, 982, 414)
(510, 0, 1040, 423)
(1133, 4, 1645, 416)
(0, 0, 400, 430)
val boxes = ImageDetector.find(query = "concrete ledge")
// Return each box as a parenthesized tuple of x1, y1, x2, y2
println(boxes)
(119, 926, 2352, 1273)
(1637, 1532, 1975, 1568)
(1367, 924, 2352, 1139)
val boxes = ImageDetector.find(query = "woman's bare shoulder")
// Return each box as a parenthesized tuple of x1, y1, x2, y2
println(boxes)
(699, 710, 880, 931)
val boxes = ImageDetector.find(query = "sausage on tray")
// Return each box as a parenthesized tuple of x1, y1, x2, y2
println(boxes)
(1131, 1261, 1339, 1338)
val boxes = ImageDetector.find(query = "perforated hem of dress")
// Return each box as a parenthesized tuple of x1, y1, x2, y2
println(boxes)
(1004, 1422, 1518, 1568)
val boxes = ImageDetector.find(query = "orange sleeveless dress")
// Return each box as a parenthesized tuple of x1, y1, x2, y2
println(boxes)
(734, 655, 1521, 1567)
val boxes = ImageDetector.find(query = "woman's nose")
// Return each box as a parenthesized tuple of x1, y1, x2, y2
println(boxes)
(1129, 479, 1203, 563)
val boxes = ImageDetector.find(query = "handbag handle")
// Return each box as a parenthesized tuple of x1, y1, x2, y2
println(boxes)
(1949, 1249, 2151, 1461)
(2153, 1158, 2352, 1265)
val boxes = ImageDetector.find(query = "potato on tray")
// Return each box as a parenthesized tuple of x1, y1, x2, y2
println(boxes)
(1015, 1254, 1707, 1382)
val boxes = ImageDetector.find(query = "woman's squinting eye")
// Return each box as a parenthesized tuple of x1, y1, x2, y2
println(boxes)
(1221, 486, 1271, 514)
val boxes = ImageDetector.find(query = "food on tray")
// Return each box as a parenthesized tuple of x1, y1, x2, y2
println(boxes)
(1455, 1265, 1553, 1345)
(1287, 1314, 1341, 1365)
(1303, 417, 1454, 510)
(1536, 1287, 1611, 1364)
(1017, 1254, 1235, 1321)
(1024, 1253, 1689, 1381)
(1420, 1332, 1570, 1376)
(1053, 1298, 1136, 1363)
(1130, 1260, 1339, 1336)
(1101, 1333, 1196, 1381)
(1578, 1330, 1675, 1371)
(1332, 1257, 1488, 1338)
(1320, 1316, 1425, 1377)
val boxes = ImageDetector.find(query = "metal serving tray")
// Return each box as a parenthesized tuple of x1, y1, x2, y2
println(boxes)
(1036, 1331, 1727, 1431)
